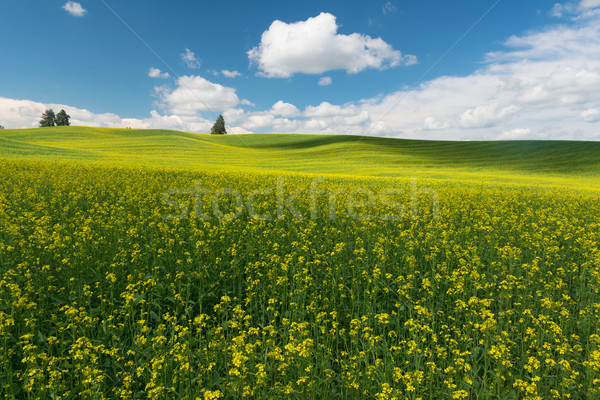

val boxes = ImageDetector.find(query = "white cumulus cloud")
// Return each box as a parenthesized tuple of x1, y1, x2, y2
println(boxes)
(158, 75, 240, 115)
(271, 101, 300, 118)
(222, 70, 241, 78)
(457, 104, 520, 129)
(248, 12, 416, 78)
(423, 117, 451, 131)
(581, 108, 600, 121)
(63, 1, 86, 17)
(550, 3, 566, 18)
(148, 68, 169, 79)
(181, 48, 201, 69)
(318, 76, 333, 86)
(303, 102, 360, 118)
(497, 128, 533, 140)
(580, 0, 600, 9)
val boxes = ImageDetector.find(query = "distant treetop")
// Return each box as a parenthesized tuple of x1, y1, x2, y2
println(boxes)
(211, 114, 227, 135)
(39, 109, 71, 127)
(56, 110, 71, 126)
(39, 109, 56, 127)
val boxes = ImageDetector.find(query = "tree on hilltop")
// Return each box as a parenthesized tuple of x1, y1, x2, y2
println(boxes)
(56, 109, 71, 126)
(210, 114, 227, 135)
(39, 109, 56, 127)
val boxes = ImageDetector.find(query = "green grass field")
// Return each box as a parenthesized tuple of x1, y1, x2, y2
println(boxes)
(1, 127, 600, 399)
(2, 126, 600, 187)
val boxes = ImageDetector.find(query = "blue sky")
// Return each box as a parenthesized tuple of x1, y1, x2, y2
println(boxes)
(1, 0, 600, 140)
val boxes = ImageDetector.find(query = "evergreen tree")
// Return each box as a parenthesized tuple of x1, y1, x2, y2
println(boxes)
(55, 109, 71, 126)
(210, 114, 227, 135)
(39, 109, 56, 127)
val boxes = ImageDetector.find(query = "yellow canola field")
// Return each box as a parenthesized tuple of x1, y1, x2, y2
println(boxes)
(0, 158, 599, 399)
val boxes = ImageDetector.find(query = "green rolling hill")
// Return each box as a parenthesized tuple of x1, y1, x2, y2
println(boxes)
(1, 126, 599, 188)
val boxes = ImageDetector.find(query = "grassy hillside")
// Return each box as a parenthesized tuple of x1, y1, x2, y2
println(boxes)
(1, 126, 600, 187)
